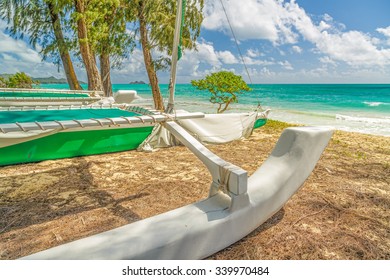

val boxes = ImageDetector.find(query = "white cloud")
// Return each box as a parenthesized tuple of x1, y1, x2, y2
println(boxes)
(193, 40, 222, 67)
(323, 14, 333, 22)
(292, 45, 302, 53)
(113, 41, 239, 83)
(0, 31, 42, 64)
(246, 65, 390, 84)
(216, 50, 238, 64)
(318, 21, 331, 31)
(174, 41, 222, 80)
(377, 26, 390, 37)
(0, 20, 76, 79)
(243, 56, 275, 66)
(204, 0, 390, 66)
(111, 49, 147, 83)
(279, 60, 293, 70)
(377, 26, 390, 45)
(259, 67, 276, 77)
(114, 49, 145, 74)
(203, 0, 298, 44)
(314, 30, 390, 66)
(285, 1, 390, 66)
(319, 56, 337, 66)
(246, 48, 263, 58)
(174, 40, 284, 82)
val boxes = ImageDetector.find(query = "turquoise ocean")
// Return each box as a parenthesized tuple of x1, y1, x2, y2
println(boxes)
(39, 83, 390, 137)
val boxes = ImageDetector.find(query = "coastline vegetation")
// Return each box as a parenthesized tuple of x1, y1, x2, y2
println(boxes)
(0, 72, 37, 88)
(0, 0, 205, 108)
(0, 74, 85, 85)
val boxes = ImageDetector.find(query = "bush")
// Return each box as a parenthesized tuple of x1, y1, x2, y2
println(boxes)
(191, 71, 251, 113)
(6, 72, 36, 88)
(0, 77, 6, 88)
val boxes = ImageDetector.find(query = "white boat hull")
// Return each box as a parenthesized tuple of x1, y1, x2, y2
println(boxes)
(22, 125, 332, 259)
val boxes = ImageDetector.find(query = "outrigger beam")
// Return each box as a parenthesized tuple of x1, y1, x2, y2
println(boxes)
(163, 121, 250, 211)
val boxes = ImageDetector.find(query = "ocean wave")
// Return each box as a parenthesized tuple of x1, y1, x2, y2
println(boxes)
(363, 101, 389, 107)
(336, 114, 390, 124)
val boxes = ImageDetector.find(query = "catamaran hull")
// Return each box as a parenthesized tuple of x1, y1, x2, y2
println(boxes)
(22, 126, 332, 260)
(0, 108, 206, 166)
(0, 125, 154, 166)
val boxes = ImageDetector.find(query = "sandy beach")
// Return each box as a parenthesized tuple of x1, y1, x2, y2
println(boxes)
(0, 120, 389, 260)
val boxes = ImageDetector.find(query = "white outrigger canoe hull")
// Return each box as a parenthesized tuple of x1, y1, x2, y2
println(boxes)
(22, 124, 333, 260)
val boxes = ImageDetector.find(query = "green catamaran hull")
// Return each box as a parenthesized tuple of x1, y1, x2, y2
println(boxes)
(0, 126, 153, 166)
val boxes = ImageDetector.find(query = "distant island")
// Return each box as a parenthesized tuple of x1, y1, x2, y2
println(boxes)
(129, 80, 146, 84)
(2, 73, 145, 85)
(32, 76, 86, 84)
(33, 76, 68, 84)
(0, 74, 85, 84)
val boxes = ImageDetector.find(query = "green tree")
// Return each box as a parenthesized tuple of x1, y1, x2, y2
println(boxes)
(72, 0, 103, 91)
(131, 0, 204, 110)
(191, 71, 251, 113)
(6, 72, 37, 88)
(0, 77, 6, 88)
(89, 0, 136, 96)
(0, 0, 82, 90)
(1, 1, 135, 95)
(71, 0, 135, 95)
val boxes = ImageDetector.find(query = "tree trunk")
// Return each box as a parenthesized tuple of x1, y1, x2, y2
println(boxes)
(100, 53, 112, 97)
(138, 2, 164, 111)
(74, 0, 103, 91)
(219, 101, 231, 113)
(47, 2, 82, 90)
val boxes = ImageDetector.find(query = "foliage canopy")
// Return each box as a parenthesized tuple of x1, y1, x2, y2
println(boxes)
(0, 0, 205, 103)
(191, 71, 251, 113)
(2, 72, 37, 88)
(0, 77, 6, 88)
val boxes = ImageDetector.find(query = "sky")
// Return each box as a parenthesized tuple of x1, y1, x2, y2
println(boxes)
(0, 0, 390, 84)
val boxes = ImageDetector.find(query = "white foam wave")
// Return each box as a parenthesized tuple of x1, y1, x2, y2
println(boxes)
(336, 114, 390, 124)
(363, 101, 388, 107)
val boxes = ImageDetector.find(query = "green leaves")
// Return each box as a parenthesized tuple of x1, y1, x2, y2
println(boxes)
(2, 72, 37, 88)
(191, 71, 251, 113)
(0, 77, 6, 88)
(136, 0, 204, 64)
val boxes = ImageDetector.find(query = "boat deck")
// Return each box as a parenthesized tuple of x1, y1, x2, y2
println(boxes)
(0, 107, 141, 125)
(0, 92, 90, 98)
(0, 88, 104, 106)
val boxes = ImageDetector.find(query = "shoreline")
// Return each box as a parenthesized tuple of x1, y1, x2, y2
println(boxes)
(35, 83, 390, 137)
(0, 120, 389, 259)
(27, 83, 390, 137)
(266, 117, 390, 138)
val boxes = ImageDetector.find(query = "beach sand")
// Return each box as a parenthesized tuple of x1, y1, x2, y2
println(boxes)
(0, 120, 389, 260)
